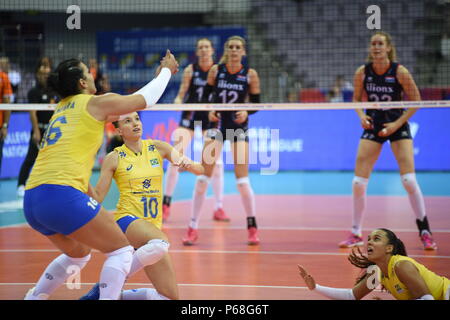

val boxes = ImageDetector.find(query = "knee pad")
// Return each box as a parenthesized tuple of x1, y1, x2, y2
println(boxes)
(401, 173, 419, 194)
(195, 175, 210, 194)
(136, 239, 170, 266)
(56, 253, 91, 272)
(236, 176, 250, 186)
(104, 245, 134, 276)
(352, 176, 368, 197)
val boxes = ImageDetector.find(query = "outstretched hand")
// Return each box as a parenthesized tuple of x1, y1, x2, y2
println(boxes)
(298, 265, 316, 290)
(159, 49, 179, 75)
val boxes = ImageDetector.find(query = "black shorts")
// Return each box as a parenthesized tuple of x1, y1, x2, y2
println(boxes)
(179, 111, 210, 131)
(361, 122, 412, 144)
(206, 115, 249, 143)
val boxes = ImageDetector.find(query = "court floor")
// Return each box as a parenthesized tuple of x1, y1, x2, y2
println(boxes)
(0, 171, 449, 300)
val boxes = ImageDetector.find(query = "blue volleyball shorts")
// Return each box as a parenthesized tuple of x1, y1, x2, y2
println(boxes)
(24, 184, 101, 236)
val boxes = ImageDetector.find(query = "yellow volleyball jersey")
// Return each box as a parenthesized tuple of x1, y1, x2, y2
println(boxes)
(26, 94, 104, 193)
(113, 139, 164, 229)
(381, 255, 450, 300)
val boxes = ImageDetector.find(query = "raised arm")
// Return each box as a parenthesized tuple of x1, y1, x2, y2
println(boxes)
(173, 64, 193, 104)
(90, 151, 118, 203)
(153, 140, 204, 176)
(87, 50, 179, 121)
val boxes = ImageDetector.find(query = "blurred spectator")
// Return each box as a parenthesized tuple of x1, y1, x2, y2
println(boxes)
(17, 60, 57, 197)
(327, 75, 353, 103)
(0, 57, 13, 176)
(89, 58, 110, 94)
(441, 33, 450, 60)
(0, 57, 21, 103)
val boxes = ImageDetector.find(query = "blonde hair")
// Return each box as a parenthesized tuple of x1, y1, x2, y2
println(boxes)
(219, 35, 246, 64)
(367, 31, 397, 62)
(196, 37, 213, 48)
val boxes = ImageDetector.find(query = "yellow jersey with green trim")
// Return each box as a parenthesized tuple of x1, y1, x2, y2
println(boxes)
(113, 139, 164, 229)
(381, 255, 450, 300)
(26, 94, 104, 193)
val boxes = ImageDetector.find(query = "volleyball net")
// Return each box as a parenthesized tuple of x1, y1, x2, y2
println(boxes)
(0, 0, 449, 178)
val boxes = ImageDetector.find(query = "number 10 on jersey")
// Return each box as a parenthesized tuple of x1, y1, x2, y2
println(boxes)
(141, 197, 159, 218)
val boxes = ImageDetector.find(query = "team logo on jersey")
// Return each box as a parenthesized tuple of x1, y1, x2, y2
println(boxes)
(126, 164, 133, 171)
(119, 151, 127, 158)
(236, 75, 247, 82)
(148, 145, 156, 152)
(394, 284, 404, 294)
(150, 158, 160, 167)
(219, 73, 225, 78)
(143, 179, 152, 189)
(385, 76, 395, 83)
(367, 76, 373, 82)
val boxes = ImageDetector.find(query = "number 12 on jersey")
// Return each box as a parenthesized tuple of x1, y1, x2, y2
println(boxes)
(141, 197, 159, 218)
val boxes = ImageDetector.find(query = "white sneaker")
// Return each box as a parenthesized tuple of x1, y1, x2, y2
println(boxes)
(17, 185, 25, 197)
(24, 287, 49, 300)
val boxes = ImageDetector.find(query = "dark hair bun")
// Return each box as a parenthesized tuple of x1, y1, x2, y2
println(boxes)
(47, 72, 61, 94)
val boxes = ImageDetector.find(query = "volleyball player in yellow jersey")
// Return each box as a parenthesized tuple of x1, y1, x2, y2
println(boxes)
(80, 111, 203, 300)
(298, 228, 449, 300)
(23, 52, 178, 300)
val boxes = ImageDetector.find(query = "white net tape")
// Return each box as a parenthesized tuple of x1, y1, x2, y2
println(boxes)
(1, 100, 450, 111)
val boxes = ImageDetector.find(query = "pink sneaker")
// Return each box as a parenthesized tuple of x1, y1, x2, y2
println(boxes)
(248, 227, 260, 245)
(213, 208, 230, 222)
(182, 227, 198, 246)
(420, 232, 437, 250)
(162, 204, 170, 221)
(338, 233, 364, 248)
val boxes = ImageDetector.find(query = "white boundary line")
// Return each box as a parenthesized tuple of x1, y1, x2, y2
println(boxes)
(1, 100, 450, 111)
(1, 248, 449, 259)
(2, 224, 450, 233)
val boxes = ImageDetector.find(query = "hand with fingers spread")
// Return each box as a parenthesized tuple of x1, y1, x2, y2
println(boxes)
(298, 265, 316, 290)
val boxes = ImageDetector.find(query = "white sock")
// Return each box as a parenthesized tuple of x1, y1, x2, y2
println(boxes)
(164, 163, 179, 198)
(99, 245, 134, 300)
(25, 253, 91, 300)
(211, 162, 224, 210)
(352, 176, 368, 236)
(401, 173, 426, 221)
(236, 177, 256, 218)
(190, 175, 209, 229)
(121, 288, 169, 300)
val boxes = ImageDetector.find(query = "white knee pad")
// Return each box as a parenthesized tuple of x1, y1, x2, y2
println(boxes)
(401, 173, 419, 194)
(136, 239, 170, 266)
(104, 245, 134, 276)
(236, 176, 250, 186)
(195, 175, 210, 194)
(352, 176, 368, 197)
(56, 253, 91, 271)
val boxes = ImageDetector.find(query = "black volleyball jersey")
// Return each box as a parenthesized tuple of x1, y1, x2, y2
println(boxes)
(181, 63, 209, 122)
(184, 63, 208, 103)
(213, 63, 249, 104)
(363, 62, 405, 122)
(212, 63, 250, 125)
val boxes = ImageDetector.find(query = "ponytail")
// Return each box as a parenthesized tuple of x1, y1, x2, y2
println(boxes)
(47, 58, 85, 98)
